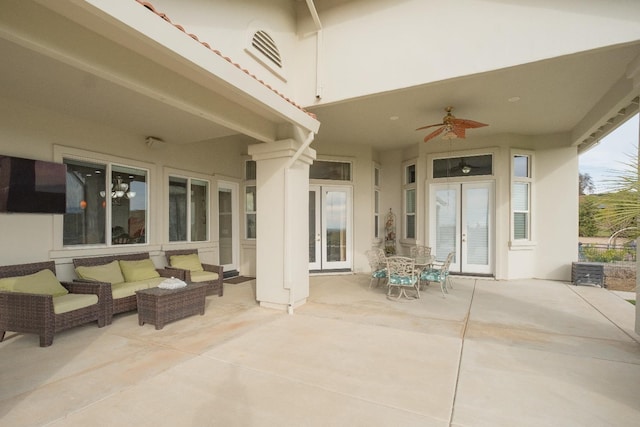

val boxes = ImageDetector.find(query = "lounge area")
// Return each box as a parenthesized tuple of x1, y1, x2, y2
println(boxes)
(1, 274, 638, 426)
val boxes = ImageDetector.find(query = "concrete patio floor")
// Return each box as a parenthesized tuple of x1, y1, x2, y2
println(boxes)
(1, 274, 639, 426)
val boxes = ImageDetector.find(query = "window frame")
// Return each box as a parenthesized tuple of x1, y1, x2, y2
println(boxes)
(373, 164, 381, 241)
(510, 150, 536, 249)
(167, 171, 211, 243)
(402, 161, 417, 242)
(52, 145, 155, 254)
(244, 160, 257, 240)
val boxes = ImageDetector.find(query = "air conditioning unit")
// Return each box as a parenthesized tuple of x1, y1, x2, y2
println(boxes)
(571, 262, 605, 287)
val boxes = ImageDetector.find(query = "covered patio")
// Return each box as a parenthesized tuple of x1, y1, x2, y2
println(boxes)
(1, 275, 638, 426)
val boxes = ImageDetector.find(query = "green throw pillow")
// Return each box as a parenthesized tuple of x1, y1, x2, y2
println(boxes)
(169, 254, 204, 272)
(11, 269, 69, 297)
(0, 276, 18, 291)
(76, 260, 125, 284)
(119, 259, 160, 282)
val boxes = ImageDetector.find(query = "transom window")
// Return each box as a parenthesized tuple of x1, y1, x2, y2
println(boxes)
(310, 160, 351, 181)
(433, 154, 493, 178)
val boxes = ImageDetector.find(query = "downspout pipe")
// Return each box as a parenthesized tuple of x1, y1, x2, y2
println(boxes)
(305, 0, 323, 99)
(283, 131, 315, 314)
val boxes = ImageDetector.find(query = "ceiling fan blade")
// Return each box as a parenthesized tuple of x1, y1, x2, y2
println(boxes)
(452, 125, 466, 139)
(423, 126, 445, 142)
(452, 118, 488, 129)
(415, 122, 443, 131)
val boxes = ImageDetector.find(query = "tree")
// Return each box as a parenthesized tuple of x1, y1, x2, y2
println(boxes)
(579, 196, 599, 236)
(579, 172, 596, 195)
(596, 151, 640, 240)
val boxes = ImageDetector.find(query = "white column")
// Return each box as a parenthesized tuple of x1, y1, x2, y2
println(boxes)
(248, 139, 316, 311)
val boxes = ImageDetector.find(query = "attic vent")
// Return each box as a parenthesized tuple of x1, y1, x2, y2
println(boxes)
(251, 30, 282, 68)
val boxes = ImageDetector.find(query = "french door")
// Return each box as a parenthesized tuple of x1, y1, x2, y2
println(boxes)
(218, 181, 239, 274)
(309, 185, 352, 271)
(429, 181, 494, 275)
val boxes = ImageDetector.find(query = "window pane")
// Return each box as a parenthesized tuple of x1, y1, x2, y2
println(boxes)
(406, 214, 415, 239)
(406, 164, 416, 184)
(246, 213, 257, 239)
(512, 182, 529, 211)
(433, 155, 492, 178)
(374, 167, 380, 187)
(111, 166, 146, 244)
(245, 160, 256, 180)
(310, 160, 351, 180)
(245, 186, 256, 239)
(406, 189, 416, 214)
(63, 159, 106, 245)
(374, 190, 379, 214)
(169, 177, 188, 242)
(514, 212, 528, 239)
(191, 179, 208, 241)
(514, 155, 529, 178)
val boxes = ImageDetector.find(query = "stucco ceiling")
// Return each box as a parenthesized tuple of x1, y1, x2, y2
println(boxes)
(307, 42, 640, 150)
(0, 2, 638, 152)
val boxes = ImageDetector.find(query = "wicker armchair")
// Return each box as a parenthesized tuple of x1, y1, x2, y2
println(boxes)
(165, 249, 223, 297)
(73, 253, 175, 319)
(0, 261, 109, 347)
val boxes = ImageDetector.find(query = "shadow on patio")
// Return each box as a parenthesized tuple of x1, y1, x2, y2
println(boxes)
(1, 274, 639, 426)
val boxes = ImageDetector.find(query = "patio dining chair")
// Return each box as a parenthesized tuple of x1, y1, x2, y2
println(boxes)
(365, 248, 387, 288)
(420, 252, 455, 297)
(385, 256, 420, 300)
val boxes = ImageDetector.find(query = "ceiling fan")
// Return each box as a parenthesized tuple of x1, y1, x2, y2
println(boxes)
(416, 106, 488, 143)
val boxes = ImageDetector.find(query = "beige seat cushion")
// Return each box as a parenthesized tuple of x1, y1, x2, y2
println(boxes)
(76, 260, 125, 285)
(4, 269, 69, 297)
(111, 277, 165, 299)
(119, 259, 160, 282)
(53, 293, 98, 314)
(169, 254, 204, 272)
(190, 271, 219, 283)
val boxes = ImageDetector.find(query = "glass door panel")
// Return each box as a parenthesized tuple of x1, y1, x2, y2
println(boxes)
(309, 186, 321, 270)
(218, 181, 239, 273)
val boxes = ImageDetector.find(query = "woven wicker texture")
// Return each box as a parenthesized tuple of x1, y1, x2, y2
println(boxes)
(73, 253, 174, 320)
(165, 249, 224, 297)
(0, 261, 108, 347)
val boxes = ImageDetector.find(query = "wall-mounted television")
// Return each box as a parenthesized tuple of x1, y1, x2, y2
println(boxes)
(0, 155, 67, 214)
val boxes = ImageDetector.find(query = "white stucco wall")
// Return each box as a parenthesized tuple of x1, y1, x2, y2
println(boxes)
(294, 0, 640, 107)
(0, 98, 250, 280)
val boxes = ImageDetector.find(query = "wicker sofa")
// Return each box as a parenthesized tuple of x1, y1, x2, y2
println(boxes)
(0, 261, 109, 347)
(73, 253, 176, 321)
(165, 249, 224, 297)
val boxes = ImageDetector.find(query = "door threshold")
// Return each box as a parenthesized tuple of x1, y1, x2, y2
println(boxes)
(309, 269, 353, 276)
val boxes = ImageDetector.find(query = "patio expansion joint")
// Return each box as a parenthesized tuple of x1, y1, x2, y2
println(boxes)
(567, 284, 640, 346)
(448, 279, 478, 427)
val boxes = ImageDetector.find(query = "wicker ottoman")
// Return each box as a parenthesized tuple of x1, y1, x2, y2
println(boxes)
(135, 282, 208, 330)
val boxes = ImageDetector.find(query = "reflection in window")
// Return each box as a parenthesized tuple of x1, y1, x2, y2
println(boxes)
(310, 160, 351, 181)
(63, 159, 147, 246)
(169, 176, 208, 242)
(433, 155, 493, 178)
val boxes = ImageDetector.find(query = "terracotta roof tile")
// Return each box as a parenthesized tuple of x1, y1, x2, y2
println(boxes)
(135, 0, 316, 120)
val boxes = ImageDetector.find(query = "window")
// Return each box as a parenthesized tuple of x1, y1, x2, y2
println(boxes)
(403, 162, 416, 240)
(64, 159, 148, 246)
(373, 165, 381, 239)
(245, 160, 257, 239)
(511, 153, 532, 242)
(433, 154, 493, 178)
(168, 176, 209, 242)
(310, 160, 351, 181)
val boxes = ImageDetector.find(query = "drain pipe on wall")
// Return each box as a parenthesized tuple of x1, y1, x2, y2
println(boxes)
(305, 0, 323, 99)
(283, 130, 315, 314)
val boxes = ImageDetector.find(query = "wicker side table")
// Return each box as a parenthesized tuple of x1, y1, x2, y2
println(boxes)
(135, 282, 208, 330)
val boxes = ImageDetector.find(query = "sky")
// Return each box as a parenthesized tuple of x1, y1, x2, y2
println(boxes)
(579, 113, 640, 194)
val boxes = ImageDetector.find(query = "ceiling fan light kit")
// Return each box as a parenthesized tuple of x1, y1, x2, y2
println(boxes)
(416, 106, 488, 142)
